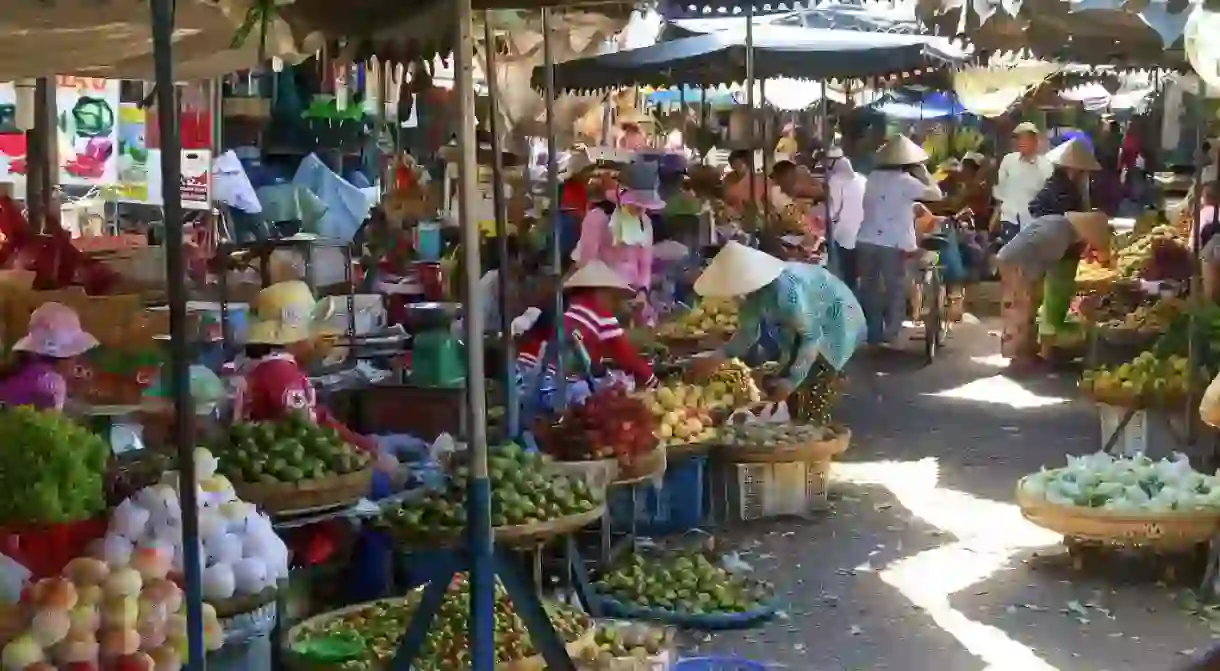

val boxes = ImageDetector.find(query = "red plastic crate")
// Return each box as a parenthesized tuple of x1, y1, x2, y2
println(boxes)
(0, 517, 108, 579)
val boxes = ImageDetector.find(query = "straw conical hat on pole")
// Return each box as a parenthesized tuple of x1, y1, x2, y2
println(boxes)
(564, 260, 635, 292)
(694, 241, 786, 298)
(1066, 211, 1111, 256)
(1048, 138, 1102, 171)
(875, 135, 928, 167)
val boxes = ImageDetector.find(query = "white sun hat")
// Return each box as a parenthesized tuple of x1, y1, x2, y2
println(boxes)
(874, 135, 928, 167)
(563, 260, 635, 293)
(1047, 138, 1102, 171)
(694, 241, 786, 298)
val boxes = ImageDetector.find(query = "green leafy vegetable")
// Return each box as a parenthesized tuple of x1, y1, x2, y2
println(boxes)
(0, 406, 110, 525)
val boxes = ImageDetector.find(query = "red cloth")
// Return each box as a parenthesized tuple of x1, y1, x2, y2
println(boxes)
(516, 292, 656, 387)
(0, 196, 116, 293)
(235, 353, 372, 451)
(560, 180, 590, 214)
(1119, 130, 1143, 172)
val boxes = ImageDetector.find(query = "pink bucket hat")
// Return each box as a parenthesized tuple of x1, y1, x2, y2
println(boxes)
(13, 302, 99, 358)
(607, 162, 665, 211)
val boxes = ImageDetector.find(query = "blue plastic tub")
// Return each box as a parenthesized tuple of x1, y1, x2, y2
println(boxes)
(674, 657, 769, 670)
(609, 454, 707, 536)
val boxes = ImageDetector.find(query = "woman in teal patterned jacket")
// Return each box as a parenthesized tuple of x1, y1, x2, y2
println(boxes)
(690, 242, 866, 422)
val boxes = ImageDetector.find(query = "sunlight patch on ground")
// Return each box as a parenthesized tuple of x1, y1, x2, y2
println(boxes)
(923, 375, 1070, 410)
(835, 458, 1063, 670)
(970, 354, 1011, 368)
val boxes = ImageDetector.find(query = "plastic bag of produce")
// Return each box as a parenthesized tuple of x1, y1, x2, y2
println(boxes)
(1201, 372, 1220, 428)
(0, 553, 29, 605)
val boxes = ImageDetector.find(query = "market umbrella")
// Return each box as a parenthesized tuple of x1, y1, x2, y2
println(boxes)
(869, 90, 968, 120)
(531, 24, 967, 93)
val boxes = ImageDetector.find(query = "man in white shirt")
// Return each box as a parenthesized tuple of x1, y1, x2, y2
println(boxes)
(993, 122, 1053, 240)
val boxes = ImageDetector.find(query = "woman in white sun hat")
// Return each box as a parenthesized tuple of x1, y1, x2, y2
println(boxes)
(689, 242, 865, 422)
(856, 134, 942, 346)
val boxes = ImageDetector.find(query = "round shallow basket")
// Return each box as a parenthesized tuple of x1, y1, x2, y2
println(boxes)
(588, 581, 780, 631)
(665, 441, 716, 459)
(1080, 386, 1146, 411)
(1015, 478, 1220, 549)
(234, 468, 374, 516)
(284, 593, 594, 671)
(390, 505, 608, 551)
(615, 446, 667, 485)
(548, 458, 621, 486)
(720, 425, 851, 464)
(657, 335, 720, 358)
(209, 585, 278, 619)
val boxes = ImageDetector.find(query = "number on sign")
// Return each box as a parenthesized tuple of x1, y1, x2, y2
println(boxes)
(56, 76, 108, 92)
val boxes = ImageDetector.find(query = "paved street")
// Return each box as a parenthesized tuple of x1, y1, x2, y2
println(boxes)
(690, 319, 1220, 670)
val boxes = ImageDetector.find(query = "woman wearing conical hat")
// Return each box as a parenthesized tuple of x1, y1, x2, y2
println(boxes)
(688, 242, 865, 423)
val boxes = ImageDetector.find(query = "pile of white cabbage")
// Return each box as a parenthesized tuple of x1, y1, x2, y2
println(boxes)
(1020, 452, 1220, 512)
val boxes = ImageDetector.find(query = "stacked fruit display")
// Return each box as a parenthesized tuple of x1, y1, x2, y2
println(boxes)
(288, 575, 592, 670)
(0, 406, 110, 526)
(575, 622, 673, 669)
(637, 384, 722, 448)
(374, 443, 602, 542)
(0, 559, 223, 671)
(534, 387, 658, 464)
(1098, 297, 1186, 336)
(1080, 352, 1201, 407)
(708, 358, 763, 406)
(592, 552, 774, 616)
(209, 414, 372, 485)
(656, 300, 738, 339)
(98, 448, 289, 604)
(719, 422, 840, 450)
(1116, 225, 1192, 282)
(1075, 260, 1119, 286)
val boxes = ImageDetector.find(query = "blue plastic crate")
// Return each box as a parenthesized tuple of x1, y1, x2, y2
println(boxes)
(674, 657, 768, 670)
(609, 454, 706, 535)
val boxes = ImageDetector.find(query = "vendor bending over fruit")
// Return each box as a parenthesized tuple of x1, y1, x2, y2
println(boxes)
(516, 260, 659, 401)
(689, 242, 865, 423)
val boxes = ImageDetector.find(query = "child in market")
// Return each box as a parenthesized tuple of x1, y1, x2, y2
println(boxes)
(0, 302, 99, 411)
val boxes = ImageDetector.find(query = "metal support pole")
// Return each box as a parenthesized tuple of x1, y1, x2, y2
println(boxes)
(819, 78, 829, 268)
(760, 78, 770, 219)
(483, 13, 519, 438)
(542, 8, 566, 404)
(456, 0, 493, 667)
(1189, 93, 1207, 448)
(149, 1, 205, 669)
(745, 6, 756, 230)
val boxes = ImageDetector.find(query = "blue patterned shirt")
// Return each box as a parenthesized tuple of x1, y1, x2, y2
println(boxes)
(722, 263, 866, 385)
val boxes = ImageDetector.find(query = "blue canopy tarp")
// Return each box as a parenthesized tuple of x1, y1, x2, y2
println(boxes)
(532, 24, 966, 93)
(869, 91, 966, 120)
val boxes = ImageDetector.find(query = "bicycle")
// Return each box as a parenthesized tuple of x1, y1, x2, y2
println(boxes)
(912, 210, 972, 364)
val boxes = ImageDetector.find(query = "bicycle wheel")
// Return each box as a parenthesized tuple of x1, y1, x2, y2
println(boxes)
(924, 268, 942, 364)
(937, 282, 952, 347)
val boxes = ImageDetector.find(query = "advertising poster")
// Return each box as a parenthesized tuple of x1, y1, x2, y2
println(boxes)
(0, 77, 121, 191)
(115, 83, 212, 210)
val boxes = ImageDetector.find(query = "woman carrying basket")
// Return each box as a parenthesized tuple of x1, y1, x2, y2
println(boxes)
(688, 242, 865, 424)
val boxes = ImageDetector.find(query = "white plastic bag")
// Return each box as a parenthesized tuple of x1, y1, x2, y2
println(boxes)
(0, 553, 30, 605)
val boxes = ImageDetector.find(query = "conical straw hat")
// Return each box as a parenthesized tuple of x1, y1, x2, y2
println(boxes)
(1048, 138, 1101, 171)
(694, 241, 786, 298)
(563, 260, 635, 292)
(874, 135, 928, 167)
(1066, 211, 1112, 257)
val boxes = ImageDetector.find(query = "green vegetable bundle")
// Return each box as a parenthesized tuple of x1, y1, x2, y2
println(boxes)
(0, 406, 110, 525)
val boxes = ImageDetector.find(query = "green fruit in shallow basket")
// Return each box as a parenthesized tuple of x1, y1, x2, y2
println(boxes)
(375, 443, 602, 541)
(212, 413, 371, 485)
(292, 574, 591, 670)
(592, 551, 774, 615)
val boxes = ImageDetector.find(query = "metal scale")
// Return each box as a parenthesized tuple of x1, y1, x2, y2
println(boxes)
(403, 301, 465, 387)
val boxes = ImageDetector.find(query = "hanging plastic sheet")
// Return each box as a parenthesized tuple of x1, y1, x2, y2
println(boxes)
(952, 60, 1059, 117)
(291, 154, 373, 243)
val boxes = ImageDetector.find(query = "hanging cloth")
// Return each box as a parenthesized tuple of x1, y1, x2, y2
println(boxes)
(608, 208, 650, 247)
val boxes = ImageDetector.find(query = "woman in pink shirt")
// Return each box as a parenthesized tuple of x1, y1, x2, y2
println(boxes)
(0, 302, 98, 411)
(572, 162, 666, 323)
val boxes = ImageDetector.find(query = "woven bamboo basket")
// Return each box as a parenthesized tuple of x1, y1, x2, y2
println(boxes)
(1015, 477, 1220, 549)
(233, 468, 373, 516)
(721, 425, 851, 464)
(388, 504, 607, 551)
(209, 585, 279, 619)
(283, 592, 595, 671)
(616, 445, 667, 484)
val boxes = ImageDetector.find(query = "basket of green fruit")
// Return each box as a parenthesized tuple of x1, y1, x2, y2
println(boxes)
(717, 423, 850, 464)
(586, 551, 779, 630)
(374, 443, 606, 548)
(212, 414, 374, 516)
(574, 621, 675, 670)
(284, 575, 596, 671)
